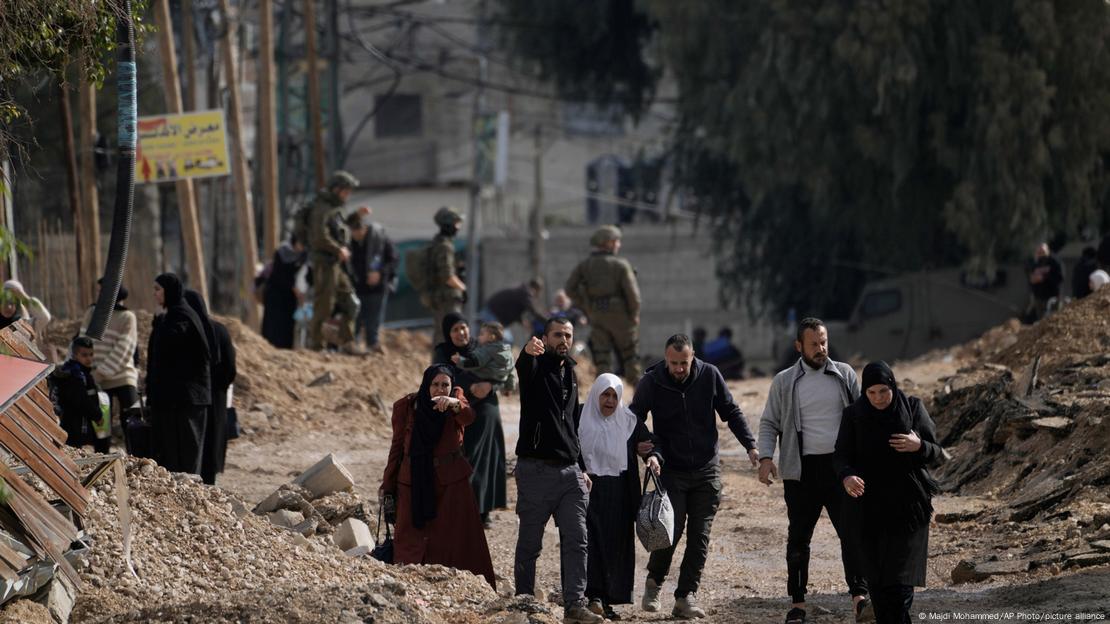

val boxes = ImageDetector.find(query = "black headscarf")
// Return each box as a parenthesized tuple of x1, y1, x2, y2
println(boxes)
(155, 273, 209, 357)
(97, 278, 129, 310)
(410, 364, 456, 529)
(437, 312, 474, 358)
(855, 361, 935, 532)
(184, 289, 222, 368)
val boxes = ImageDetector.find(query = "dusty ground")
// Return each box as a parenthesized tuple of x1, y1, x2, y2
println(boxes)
(218, 354, 1109, 622)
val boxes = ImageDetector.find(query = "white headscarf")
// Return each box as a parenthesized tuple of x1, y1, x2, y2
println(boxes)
(578, 373, 638, 477)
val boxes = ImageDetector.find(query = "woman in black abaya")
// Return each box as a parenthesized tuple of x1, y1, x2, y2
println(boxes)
(834, 361, 944, 624)
(184, 290, 237, 485)
(432, 312, 507, 527)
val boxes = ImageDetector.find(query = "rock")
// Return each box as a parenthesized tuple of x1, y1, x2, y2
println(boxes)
(254, 483, 314, 514)
(267, 509, 305, 529)
(230, 498, 252, 519)
(1091, 540, 1110, 552)
(344, 545, 372, 557)
(254, 402, 276, 417)
(1065, 552, 1110, 568)
(292, 517, 320, 537)
(308, 371, 335, 387)
(293, 454, 356, 499)
(333, 518, 374, 552)
(43, 575, 77, 624)
(172, 472, 202, 484)
(935, 510, 982, 524)
(1031, 416, 1073, 433)
(290, 533, 313, 549)
(951, 559, 1029, 584)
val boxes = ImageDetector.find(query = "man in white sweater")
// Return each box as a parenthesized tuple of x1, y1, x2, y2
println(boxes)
(758, 318, 871, 624)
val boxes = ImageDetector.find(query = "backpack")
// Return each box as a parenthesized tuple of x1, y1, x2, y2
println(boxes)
(404, 244, 434, 294)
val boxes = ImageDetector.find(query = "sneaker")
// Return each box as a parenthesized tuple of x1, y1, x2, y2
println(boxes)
(564, 604, 604, 624)
(641, 577, 662, 612)
(672, 594, 706, 619)
(340, 341, 368, 356)
(786, 607, 807, 624)
(586, 599, 604, 616)
(855, 597, 875, 623)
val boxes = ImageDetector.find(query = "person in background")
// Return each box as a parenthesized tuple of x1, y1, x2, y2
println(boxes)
(550, 288, 588, 330)
(835, 362, 943, 624)
(433, 314, 507, 528)
(691, 327, 708, 360)
(306, 170, 362, 353)
(80, 280, 139, 442)
(260, 237, 308, 349)
(423, 207, 467, 345)
(346, 209, 398, 352)
(184, 290, 236, 486)
(1072, 247, 1099, 299)
(1026, 242, 1063, 321)
(451, 322, 514, 386)
(580, 373, 661, 620)
(49, 336, 109, 453)
(701, 327, 745, 380)
(1090, 267, 1110, 293)
(147, 273, 210, 476)
(379, 364, 496, 589)
(1, 280, 52, 339)
(481, 279, 547, 344)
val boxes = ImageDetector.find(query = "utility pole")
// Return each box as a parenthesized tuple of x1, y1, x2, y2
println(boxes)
(464, 1, 488, 324)
(78, 65, 102, 291)
(304, 0, 326, 188)
(218, 0, 261, 328)
(154, 0, 208, 301)
(181, 0, 198, 111)
(529, 124, 544, 284)
(59, 81, 92, 305)
(258, 0, 280, 257)
(326, 0, 343, 171)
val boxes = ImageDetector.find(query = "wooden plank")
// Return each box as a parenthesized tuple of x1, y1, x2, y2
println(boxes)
(0, 540, 27, 580)
(28, 385, 56, 418)
(0, 421, 88, 515)
(3, 405, 83, 480)
(0, 464, 79, 546)
(3, 490, 81, 586)
(14, 395, 69, 447)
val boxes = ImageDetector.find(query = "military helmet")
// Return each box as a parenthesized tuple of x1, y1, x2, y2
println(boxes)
(434, 206, 464, 226)
(590, 225, 622, 247)
(327, 170, 360, 190)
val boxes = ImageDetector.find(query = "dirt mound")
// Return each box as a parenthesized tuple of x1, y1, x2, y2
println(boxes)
(47, 313, 434, 442)
(67, 456, 564, 623)
(956, 288, 1110, 370)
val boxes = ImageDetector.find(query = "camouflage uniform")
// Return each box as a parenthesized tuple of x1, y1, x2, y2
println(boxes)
(422, 207, 465, 344)
(307, 176, 358, 350)
(565, 226, 641, 380)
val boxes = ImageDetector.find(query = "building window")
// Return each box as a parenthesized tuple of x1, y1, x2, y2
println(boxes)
(375, 94, 423, 138)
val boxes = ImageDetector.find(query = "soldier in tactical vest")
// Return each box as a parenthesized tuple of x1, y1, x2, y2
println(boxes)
(424, 206, 467, 344)
(307, 171, 363, 353)
(565, 225, 642, 380)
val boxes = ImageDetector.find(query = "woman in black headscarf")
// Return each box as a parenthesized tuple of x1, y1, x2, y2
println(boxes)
(834, 361, 944, 624)
(184, 290, 237, 485)
(146, 274, 211, 475)
(432, 313, 507, 528)
(379, 365, 495, 588)
(260, 240, 308, 349)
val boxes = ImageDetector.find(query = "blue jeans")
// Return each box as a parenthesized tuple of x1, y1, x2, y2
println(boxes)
(355, 291, 388, 347)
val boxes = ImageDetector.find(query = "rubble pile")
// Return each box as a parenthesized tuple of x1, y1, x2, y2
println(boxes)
(927, 291, 1110, 580)
(65, 456, 511, 623)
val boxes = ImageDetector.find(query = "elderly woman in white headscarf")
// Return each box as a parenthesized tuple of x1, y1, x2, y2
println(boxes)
(1, 280, 52, 340)
(579, 373, 661, 620)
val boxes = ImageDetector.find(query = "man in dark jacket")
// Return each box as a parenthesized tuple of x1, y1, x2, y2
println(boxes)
(513, 317, 602, 624)
(629, 334, 759, 619)
(1026, 242, 1064, 321)
(347, 211, 398, 351)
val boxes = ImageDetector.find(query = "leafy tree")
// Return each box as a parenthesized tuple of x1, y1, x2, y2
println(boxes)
(492, 0, 1110, 317)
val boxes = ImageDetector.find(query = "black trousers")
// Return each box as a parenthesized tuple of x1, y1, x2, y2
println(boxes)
(872, 584, 913, 623)
(783, 453, 869, 602)
(646, 465, 721, 598)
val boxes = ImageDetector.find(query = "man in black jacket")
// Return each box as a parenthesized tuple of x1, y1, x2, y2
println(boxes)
(346, 211, 398, 351)
(629, 334, 759, 619)
(513, 317, 602, 624)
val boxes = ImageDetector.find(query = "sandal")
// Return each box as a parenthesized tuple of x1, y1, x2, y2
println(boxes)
(786, 607, 807, 624)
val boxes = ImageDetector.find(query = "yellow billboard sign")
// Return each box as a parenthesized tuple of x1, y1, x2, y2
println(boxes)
(135, 110, 231, 184)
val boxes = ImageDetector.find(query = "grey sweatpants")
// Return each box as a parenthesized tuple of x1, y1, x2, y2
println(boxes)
(513, 457, 589, 608)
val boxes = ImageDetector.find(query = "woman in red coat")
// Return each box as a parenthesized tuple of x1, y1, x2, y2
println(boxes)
(380, 364, 496, 589)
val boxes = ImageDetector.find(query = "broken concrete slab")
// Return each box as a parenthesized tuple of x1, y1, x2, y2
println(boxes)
(1065, 552, 1110, 568)
(333, 518, 373, 552)
(1030, 416, 1073, 433)
(254, 483, 315, 514)
(293, 454, 355, 500)
(1090, 540, 1110, 552)
(267, 509, 304, 529)
(951, 559, 1029, 584)
(308, 371, 335, 387)
(44, 575, 76, 624)
(344, 545, 372, 557)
